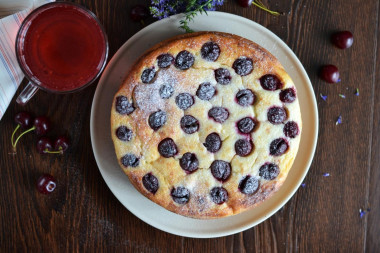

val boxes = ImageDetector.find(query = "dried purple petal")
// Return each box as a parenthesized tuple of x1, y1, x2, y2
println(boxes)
(339, 94, 346, 98)
(336, 115, 342, 125)
(320, 93, 327, 101)
(359, 208, 369, 218)
(355, 88, 359, 96)
(323, 172, 330, 177)
(301, 183, 306, 188)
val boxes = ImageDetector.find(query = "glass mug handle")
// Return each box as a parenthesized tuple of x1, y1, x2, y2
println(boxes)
(16, 82, 39, 105)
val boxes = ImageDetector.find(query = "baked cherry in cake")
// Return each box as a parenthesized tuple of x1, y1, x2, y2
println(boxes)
(111, 32, 302, 219)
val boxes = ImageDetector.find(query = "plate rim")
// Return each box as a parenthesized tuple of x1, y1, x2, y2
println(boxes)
(90, 11, 318, 238)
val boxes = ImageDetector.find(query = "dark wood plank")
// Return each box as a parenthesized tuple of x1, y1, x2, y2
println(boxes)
(0, 0, 379, 252)
(367, 1, 380, 252)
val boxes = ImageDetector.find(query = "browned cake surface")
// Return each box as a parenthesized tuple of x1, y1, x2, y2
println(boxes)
(110, 31, 302, 219)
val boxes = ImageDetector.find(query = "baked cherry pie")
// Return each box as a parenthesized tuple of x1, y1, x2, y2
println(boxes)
(111, 32, 302, 219)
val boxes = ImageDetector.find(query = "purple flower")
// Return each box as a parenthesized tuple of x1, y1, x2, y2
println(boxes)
(323, 173, 330, 177)
(339, 94, 345, 98)
(320, 93, 327, 101)
(355, 88, 359, 96)
(301, 183, 306, 188)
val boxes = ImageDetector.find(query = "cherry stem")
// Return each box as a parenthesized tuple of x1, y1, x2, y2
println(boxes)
(12, 126, 35, 149)
(11, 125, 20, 147)
(252, 0, 281, 15)
(44, 148, 63, 155)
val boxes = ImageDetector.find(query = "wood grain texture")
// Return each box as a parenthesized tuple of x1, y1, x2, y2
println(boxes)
(0, 0, 379, 252)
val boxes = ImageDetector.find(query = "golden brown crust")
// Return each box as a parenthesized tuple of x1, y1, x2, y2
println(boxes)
(111, 32, 302, 219)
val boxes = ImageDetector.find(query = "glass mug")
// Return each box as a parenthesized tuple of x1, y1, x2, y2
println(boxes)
(15, 2, 108, 105)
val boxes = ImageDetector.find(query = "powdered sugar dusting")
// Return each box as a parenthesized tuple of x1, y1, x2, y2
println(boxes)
(133, 69, 177, 114)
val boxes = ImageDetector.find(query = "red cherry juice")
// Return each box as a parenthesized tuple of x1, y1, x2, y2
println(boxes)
(18, 3, 107, 92)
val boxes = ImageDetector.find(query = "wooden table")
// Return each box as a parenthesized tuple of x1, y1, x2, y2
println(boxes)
(1, 0, 378, 251)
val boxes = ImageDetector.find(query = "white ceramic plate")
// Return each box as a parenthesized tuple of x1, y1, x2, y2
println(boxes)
(90, 12, 318, 238)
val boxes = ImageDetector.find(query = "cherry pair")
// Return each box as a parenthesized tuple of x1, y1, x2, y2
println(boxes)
(320, 31, 354, 83)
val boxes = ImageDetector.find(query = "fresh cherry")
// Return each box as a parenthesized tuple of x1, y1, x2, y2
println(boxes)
(331, 31, 353, 49)
(320, 65, 340, 83)
(237, 0, 253, 8)
(36, 174, 57, 194)
(54, 136, 70, 153)
(130, 5, 149, 22)
(34, 116, 51, 136)
(36, 137, 53, 154)
(15, 112, 33, 129)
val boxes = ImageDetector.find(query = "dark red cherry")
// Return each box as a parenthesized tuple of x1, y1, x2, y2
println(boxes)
(175, 93, 194, 110)
(233, 57, 253, 76)
(267, 107, 287, 124)
(141, 68, 156, 84)
(175, 50, 194, 70)
(15, 112, 33, 129)
(204, 133, 222, 153)
(36, 137, 53, 154)
(236, 89, 256, 106)
(331, 31, 353, 49)
(239, 175, 259, 195)
(121, 153, 140, 167)
(180, 115, 199, 134)
(235, 139, 254, 157)
(269, 138, 289, 156)
(171, 186, 190, 204)
(320, 65, 340, 83)
(210, 160, 231, 182)
(179, 152, 199, 173)
(260, 74, 283, 91)
(238, 0, 253, 8)
(210, 187, 228, 204)
(196, 82, 216, 101)
(142, 173, 159, 194)
(280, 88, 296, 103)
(116, 126, 133, 141)
(201, 41, 220, 61)
(36, 174, 57, 194)
(115, 96, 135, 115)
(54, 136, 70, 152)
(283, 121, 299, 138)
(259, 163, 280, 180)
(215, 68, 232, 85)
(33, 116, 51, 136)
(208, 107, 229, 123)
(157, 54, 174, 68)
(130, 5, 149, 22)
(148, 110, 167, 131)
(158, 138, 178, 158)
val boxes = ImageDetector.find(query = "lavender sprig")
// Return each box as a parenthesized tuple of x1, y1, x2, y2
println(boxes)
(150, 0, 224, 33)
